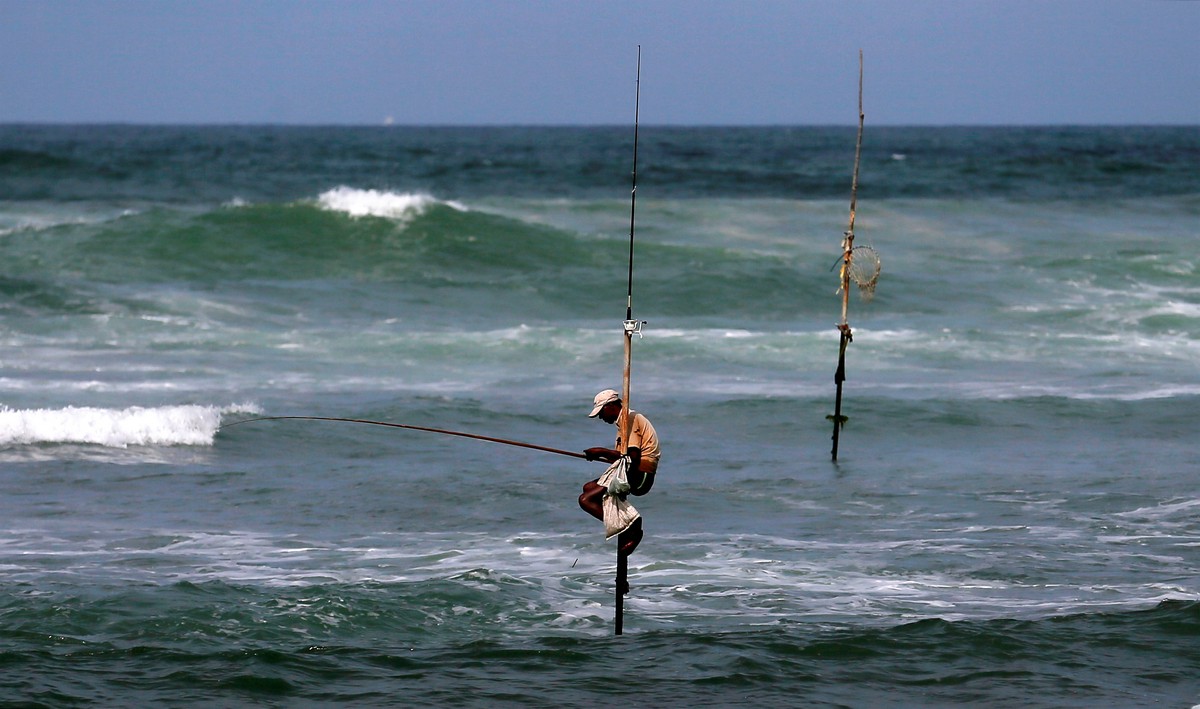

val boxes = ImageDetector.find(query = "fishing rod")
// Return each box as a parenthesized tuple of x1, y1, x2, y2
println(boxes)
(219, 416, 587, 460)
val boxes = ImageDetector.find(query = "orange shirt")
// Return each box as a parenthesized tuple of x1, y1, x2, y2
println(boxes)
(616, 410, 660, 473)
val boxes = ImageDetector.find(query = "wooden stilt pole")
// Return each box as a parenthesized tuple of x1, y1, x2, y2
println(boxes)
(614, 47, 642, 636)
(831, 51, 864, 462)
(831, 329, 850, 460)
(616, 325, 633, 636)
(615, 547, 628, 635)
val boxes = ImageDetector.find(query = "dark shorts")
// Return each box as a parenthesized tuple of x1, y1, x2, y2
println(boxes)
(629, 469, 655, 496)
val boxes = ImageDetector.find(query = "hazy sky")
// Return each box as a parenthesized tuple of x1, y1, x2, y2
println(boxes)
(2, 0, 1197, 126)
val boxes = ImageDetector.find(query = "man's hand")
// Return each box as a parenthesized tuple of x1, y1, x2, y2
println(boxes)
(584, 447, 615, 462)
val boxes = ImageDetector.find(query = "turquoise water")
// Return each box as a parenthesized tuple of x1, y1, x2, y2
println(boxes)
(1, 125, 1198, 707)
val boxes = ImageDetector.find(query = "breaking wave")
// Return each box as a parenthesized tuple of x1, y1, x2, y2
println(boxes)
(0, 403, 258, 447)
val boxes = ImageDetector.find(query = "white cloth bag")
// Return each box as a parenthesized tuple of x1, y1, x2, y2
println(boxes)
(596, 455, 641, 540)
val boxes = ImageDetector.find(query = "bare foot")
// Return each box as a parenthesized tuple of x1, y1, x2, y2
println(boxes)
(618, 517, 643, 557)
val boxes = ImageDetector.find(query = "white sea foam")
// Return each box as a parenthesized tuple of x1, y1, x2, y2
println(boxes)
(0, 205, 137, 236)
(315, 187, 466, 220)
(1115, 497, 1200, 521)
(0, 403, 258, 447)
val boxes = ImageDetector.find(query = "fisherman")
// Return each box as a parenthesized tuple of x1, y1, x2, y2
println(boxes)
(579, 388, 659, 557)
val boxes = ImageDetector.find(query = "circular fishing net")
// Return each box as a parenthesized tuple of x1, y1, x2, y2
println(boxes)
(848, 245, 881, 302)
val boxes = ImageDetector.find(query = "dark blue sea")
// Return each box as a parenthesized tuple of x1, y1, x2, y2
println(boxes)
(1, 124, 1199, 707)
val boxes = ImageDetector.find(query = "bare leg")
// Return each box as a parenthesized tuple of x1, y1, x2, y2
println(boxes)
(578, 480, 604, 520)
(581, 480, 643, 557)
(618, 516, 643, 557)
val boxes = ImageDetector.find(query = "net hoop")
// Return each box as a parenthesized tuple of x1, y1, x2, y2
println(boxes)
(848, 245, 881, 301)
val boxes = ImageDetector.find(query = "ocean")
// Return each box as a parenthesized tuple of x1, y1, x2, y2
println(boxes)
(1, 123, 1198, 707)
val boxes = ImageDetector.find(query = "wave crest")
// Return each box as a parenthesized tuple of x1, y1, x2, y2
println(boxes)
(315, 187, 465, 220)
(0, 403, 258, 448)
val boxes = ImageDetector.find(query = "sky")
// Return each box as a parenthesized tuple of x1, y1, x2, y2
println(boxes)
(2, 0, 1197, 126)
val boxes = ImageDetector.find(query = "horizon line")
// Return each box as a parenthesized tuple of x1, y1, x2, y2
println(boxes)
(3, 120, 1197, 129)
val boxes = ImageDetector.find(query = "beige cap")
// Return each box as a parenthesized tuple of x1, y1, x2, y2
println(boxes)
(588, 389, 620, 417)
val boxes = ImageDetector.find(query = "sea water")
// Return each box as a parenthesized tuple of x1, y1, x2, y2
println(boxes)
(1, 124, 1198, 707)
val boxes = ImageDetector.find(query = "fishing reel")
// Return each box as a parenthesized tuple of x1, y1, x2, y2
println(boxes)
(623, 319, 647, 338)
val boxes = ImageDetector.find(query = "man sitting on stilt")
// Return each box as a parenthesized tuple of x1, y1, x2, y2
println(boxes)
(579, 389, 659, 558)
